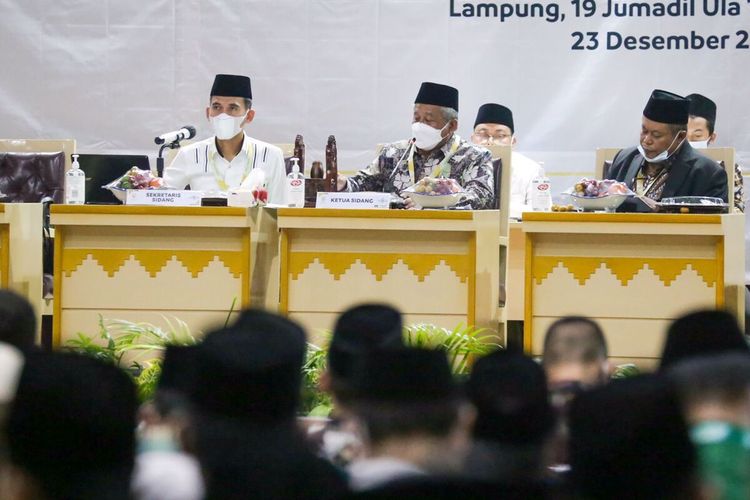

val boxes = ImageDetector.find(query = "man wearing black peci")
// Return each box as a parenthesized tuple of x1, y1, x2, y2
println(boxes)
(608, 89, 727, 212)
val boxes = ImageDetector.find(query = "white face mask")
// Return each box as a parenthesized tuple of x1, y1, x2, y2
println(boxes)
(411, 122, 448, 151)
(211, 113, 245, 140)
(637, 133, 684, 163)
(689, 139, 709, 149)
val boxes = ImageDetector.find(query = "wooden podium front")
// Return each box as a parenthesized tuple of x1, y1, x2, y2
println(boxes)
(277, 208, 500, 342)
(523, 212, 745, 367)
(0, 203, 44, 340)
(50, 206, 279, 346)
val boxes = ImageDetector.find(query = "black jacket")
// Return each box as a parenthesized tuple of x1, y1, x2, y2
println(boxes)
(608, 142, 727, 212)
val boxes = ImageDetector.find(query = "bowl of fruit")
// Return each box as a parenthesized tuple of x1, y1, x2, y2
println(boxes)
(104, 167, 164, 203)
(403, 177, 466, 208)
(567, 178, 633, 212)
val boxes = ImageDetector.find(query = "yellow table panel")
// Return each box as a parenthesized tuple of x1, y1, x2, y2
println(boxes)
(51, 205, 279, 346)
(522, 212, 745, 366)
(0, 203, 44, 340)
(277, 208, 501, 342)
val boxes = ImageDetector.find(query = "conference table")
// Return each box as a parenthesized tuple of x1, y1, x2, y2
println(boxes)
(276, 208, 500, 344)
(50, 205, 279, 346)
(50, 205, 501, 347)
(519, 212, 745, 367)
(48, 205, 744, 368)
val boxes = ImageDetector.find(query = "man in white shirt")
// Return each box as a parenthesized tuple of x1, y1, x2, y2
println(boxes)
(471, 103, 543, 218)
(164, 74, 286, 204)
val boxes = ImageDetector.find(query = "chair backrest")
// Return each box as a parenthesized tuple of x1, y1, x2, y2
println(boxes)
(595, 147, 623, 179)
(0, 152, 65, 203)
(0, 139, 76, 172)
(699, 147, 735, 211)
(485, 145, 512, 233)
(596, 146, 735, 211)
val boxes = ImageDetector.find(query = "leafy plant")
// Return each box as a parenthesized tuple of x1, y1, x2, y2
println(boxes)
(298, 323, 502, 416)
(611, 363, 640, 379)
(301, 340, 333, 416)
(64, 315, 198, 402)
(403, 323, 501, 374)
(66, 315, 501, 414)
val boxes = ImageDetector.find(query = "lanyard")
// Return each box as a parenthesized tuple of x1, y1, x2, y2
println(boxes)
(210, 141, 255, 191)
(407, 136, 460, 184)
(635, 165, 667, 197)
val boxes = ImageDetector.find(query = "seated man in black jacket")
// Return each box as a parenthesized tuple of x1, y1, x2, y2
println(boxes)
(609, 89, 727, 212)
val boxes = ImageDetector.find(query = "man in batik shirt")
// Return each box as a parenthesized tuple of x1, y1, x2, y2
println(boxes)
(336, 82, 495, 209)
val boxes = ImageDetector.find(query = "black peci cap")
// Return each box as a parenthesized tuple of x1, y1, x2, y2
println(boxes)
(191, 309, 306, 423)
(686, 93, 717, 123)
(659, 309, 749, 371)
(643, 89, 689, 125)
(329, 304, 404, 381)
(415, 82, 459, 112)
(210, 74, 252, 99)
(467, 349, 554, 445)
(473, 103, 514, 132)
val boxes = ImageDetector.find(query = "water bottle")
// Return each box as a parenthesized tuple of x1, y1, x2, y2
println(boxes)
(287, 157, 305, 208)
(65, 154, 85, 204)
(531, 167, 552, 211)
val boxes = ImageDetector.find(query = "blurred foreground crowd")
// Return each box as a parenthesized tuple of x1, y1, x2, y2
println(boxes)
(1, 288, 749, 499)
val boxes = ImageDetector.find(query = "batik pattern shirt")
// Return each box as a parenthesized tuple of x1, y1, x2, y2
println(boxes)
(734, 163, 745, 213)
(346, 135, 495, 209)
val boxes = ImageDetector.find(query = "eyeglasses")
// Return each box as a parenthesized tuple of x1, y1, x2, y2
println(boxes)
(471, 132, 512, 145)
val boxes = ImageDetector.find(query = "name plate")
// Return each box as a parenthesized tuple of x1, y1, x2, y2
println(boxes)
(315, 192, 391, 209)
(125, 190, 202, 207)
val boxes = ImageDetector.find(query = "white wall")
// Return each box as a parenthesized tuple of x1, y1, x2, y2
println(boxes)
(1, 0, 748, 196)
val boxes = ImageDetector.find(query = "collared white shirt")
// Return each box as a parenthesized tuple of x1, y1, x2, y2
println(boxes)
(510, 151, 544, 219)
(164, 132, 287, 205)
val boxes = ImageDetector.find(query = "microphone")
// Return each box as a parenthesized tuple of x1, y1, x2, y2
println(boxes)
(392, 138, 416, 172)
(154, 125, 196, 145)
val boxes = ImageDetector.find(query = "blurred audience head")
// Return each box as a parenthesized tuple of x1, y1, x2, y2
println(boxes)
(191, 309, 348, 499)
(0, 288, 37, 352)
(464, 349, 555, 482)
(0, 342, 24, 448)
(154, 344, 200, 419)
(6, 351, 137, 500)
(668, 353, 750, 500)
(350, 347, 472, 473)
(569, 375, 701, 499)
(668, 352, 750, 427)
(542, 316, 609, 388)
(324, 303, 404, 404)
(191, 308, 306, 424)
(660, 309, 749, 370)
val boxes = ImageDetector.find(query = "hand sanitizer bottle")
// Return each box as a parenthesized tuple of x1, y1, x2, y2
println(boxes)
(65, 154, 85, 205)
(287, 157, 305, 208)
(531, 167, 552, 212)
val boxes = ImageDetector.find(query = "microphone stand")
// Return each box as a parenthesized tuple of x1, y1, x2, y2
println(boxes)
(156, 139, 182, 177)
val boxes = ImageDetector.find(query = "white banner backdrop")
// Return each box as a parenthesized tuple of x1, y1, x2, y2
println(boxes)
(0, 0, 748, 194)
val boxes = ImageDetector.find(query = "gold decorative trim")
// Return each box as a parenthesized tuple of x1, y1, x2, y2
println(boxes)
(289, 252, 470, 283)
(51, 205, 247, 216)
(62, 249, 245, 278)
(0, 225, 9, 288)
(277, 208, 475, 220)
(532, 256, 718, 287)
(523, 212, 722, 224)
